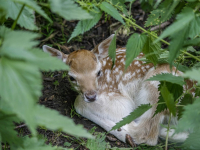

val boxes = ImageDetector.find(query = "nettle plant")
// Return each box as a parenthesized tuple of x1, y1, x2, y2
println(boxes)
(69, 0, 200, 149)
(0, 0, 200, 149)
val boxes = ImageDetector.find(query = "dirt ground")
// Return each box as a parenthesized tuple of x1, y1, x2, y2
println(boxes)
(16, 1, 165, 149)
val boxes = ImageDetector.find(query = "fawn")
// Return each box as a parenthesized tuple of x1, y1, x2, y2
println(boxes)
(42, 34, 190, 146)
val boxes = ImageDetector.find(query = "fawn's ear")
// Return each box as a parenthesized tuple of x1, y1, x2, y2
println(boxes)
(92, 34, 115, 60)
(42, 45, 68, 63)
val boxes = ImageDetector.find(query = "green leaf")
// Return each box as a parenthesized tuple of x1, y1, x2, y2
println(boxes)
(10, 0, 52, 22)
(187, 15, 200, 39)
(155, 81, 183, 115)
(86, 133, 107, 150)
(125, 33, 147, 69)
(35, 105, 93, 138)
(183, 68, 200, 84)
(29, 49, 69, 71)
(184, 38, 200, 47)
(160, 82, 176, 116)
(176, 98, 200, 133)
(111, 104, 152, 131)
(177, 93, 193, 120)
(156, 7, 195, 42)
(146, 73, 185, 86)
(145, 0, 172, 27)
(108, 34, 116, 65)
(0, 57, 39, 135)
(142, 33, 160, 65)
(14, 137, 67, 150)
(111, 0, 128, 16)
(168, 29, 188, 65)
(0, 27, 39, 60)
(0, 0, 37, 30)
(68, 10, 102, 42)
(182, 128, 200, 150)
(0, 112, 22, 146)
(100, 2, 125, 24)
(161, 0, 179, 22)
(49, 0, 93, 20)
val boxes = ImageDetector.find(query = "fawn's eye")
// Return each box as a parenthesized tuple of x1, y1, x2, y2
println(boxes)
(97, 70, 101, 77)
(69, 76, 76, 82)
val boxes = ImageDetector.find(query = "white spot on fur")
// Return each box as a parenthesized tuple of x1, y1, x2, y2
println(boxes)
(136, 69, 140, 73)
(63, 58, 67, 63)
(146, 65, 150, 69)
(134, 61, 139, 65)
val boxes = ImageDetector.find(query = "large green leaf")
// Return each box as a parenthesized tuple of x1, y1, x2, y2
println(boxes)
(0, 57, 39, 135)
(160, 82, 176, 116)
(100, 2, 125, 24)
(108, 34, 116, 65)
(183, 68, 200, 84)
(184, 38, 200, 47)
(11, 0, 52, 22)
(168, 28, 188, 65)
(187, 15, 200, 39)
(29, 49, 69, 71)
(0, 27, 39, 60)
(142, 33, 160, 65)
(182, 128, 200, 150)
(111, 104, 152, 131)
(156, 7, 195, 42)
(146, 73, 185, 86)
(68, 10, 102, 42)
(176, 98, 200, 133)
(49, 0, 92, 20)
(35, 105, 93, 138)
(0, 0, 37, 30)
(125, 33, 147, 69)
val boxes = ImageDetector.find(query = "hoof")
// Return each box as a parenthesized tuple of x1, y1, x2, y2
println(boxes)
(126, 134, 137, 148)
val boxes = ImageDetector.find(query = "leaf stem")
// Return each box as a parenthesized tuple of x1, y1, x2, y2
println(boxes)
(165, 113, 172, 150)
(120, 15, 170, 45)
(11, 4, 25, 30)
(181, 51, 200, 62)
(121, 15, 200, 62)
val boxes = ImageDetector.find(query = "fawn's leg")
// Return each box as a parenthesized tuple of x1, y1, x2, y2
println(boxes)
(74, 95, 132, 143)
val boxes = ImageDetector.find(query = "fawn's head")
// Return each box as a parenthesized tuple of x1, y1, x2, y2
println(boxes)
(42, 35, 115, 102)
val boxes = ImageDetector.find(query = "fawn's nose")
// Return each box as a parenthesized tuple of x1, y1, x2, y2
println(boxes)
(85, 91, 97, 102)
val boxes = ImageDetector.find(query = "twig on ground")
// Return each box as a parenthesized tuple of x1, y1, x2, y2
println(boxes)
(41, 31, 59, 42)
(15, 124, 26, 129)
(150, 21, 170, 31)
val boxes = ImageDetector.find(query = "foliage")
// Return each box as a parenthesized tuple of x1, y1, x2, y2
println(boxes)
(1, 0, 200, 149)
(0, 0, 93, 149)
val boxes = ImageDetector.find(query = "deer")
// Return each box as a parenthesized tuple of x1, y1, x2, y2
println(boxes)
(42, 34, 191, 147)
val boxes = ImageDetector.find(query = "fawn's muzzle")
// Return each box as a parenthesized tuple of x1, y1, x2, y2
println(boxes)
(84, 91, 97, 102)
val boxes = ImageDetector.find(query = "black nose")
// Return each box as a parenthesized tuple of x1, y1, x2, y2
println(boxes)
(85, 92, 96, 102)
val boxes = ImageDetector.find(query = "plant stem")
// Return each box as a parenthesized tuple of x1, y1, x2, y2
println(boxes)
(11, 4, 25, 30)
(181, 51, 200, 62)
(121, 15, 170, 45)
(165, 113, 172, 150)
(121, 15, 200, 62)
